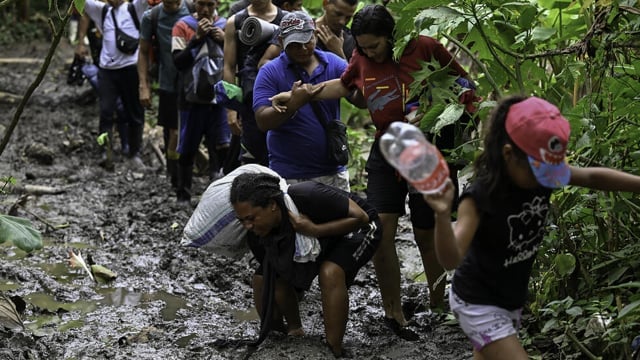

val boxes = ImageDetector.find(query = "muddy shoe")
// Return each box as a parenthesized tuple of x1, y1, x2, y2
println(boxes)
(383, 317, 420, 341)
(176, 190, 191, 206)
(127, 155, 146, 171)
(98, 150, 114, 171)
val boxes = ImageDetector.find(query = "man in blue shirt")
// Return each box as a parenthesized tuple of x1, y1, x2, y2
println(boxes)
(253, 11, 349, 191)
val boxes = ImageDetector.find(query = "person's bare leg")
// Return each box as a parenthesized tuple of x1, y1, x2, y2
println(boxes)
(274, 278, 303, 334)
(318, 261, 348, 356)
(252, 274, 264, 315)
(414, 227, 445, 309)
(475, 334, 528, 360)
(372, 213, 407, 325)
(252, 274, 289, 333)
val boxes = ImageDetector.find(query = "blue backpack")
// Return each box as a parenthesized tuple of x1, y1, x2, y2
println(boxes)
(181, 15, 225, 104)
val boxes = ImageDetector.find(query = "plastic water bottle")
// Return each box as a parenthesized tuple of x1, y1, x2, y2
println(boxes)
(379, 122, 450, 194)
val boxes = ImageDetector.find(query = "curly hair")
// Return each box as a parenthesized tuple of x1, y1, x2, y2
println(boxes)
(473, 95, 529, 196)
(351, 4, 395, 57)
(229, 172, 284, 208)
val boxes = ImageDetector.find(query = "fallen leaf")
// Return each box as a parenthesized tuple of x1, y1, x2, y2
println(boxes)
(90, 264, 117, 283)
(68, 250, 94, 282)
(0, 293, 24, 331)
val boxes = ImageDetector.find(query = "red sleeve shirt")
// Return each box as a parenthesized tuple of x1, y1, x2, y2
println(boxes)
(340, 35, 467, 138)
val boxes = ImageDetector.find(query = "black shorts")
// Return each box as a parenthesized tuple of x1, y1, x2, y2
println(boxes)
(321, 219, 381, 286)
(157, 89, 178, 129)
(365, 140, 458, 230)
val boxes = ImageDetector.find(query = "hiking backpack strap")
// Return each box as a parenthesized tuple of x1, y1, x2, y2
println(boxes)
(101, 5, 109, 27)
(182, 14, 198, 31)
(127, 3, 140, 30)
(234, 8, 248, 31)
(150, 4, 162, 41)
(184, 0, 196, 13)
(102, 3, 140, 30)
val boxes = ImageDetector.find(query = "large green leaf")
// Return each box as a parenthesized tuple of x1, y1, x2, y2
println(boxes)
(617, 299, 640, 320)
(433, 103, 465, 135)
(73, 0, 85, 14)
(0, 215, 43, 252)
(530, 26, 557, 42)
(537, 0, 574, 9)
(554, 253, 576, 277)
(415, 7, 465, 33)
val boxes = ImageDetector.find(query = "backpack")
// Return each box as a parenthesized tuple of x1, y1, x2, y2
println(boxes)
(148, 0, 196, 80)
(181, 15, 225, 104)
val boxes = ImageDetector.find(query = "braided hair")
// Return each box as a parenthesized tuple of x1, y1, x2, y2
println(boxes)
(229, 172, 285, 209)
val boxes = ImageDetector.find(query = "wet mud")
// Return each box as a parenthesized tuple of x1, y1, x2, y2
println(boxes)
(0, 40, 472, 359)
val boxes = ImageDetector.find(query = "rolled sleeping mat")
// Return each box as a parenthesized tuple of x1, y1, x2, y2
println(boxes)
(239, 16, 279, 46)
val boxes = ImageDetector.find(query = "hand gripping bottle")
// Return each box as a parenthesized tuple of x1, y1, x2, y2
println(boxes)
(379, 122, 450, 194)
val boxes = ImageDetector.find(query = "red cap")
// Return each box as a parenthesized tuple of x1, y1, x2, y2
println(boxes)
(505, 97, 571, 188)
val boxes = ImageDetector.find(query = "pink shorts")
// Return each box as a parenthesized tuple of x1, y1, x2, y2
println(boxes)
(449, 290, 522, 351)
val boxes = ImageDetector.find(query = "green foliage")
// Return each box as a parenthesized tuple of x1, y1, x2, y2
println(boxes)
(0, 215, 43, 253)
(0, 177, 43, 253)
(0, 10, 50, 46)
(346, 125, 375, 193)
(392, 0, 640, 358)
(73, 0, 85, 15)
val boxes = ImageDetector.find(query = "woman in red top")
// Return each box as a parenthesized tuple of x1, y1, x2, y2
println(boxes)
(270, 4, 473, 339)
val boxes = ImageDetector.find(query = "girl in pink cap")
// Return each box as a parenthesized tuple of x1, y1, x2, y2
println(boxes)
(424, 95, 640, 359)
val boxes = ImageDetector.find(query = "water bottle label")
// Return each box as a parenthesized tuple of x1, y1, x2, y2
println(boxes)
(410, 156, 450, 194)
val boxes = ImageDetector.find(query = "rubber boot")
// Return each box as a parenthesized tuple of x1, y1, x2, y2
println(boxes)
(97, 129, 114, 170)
(116, 120, 129, 156)
(167, 158, 179, 189)
(176, 159, 193, 203)
(166, 129, 180, 187)
(127, 124, 146, 170)
(223, 134, 241, 175)
(209, 146, 228, 182)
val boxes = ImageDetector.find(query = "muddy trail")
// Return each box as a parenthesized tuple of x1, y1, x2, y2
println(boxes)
(0, 40, 471, 359)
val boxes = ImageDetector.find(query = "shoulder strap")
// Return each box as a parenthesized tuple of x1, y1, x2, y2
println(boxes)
(128, 3, 140, 30)
(182, 15, 198, 31)
(109, 3, 140, 31)
(213, 15, 226, 29)
(274, 7, 285, 23)
(292, 67, 328, 128)
(150, 4, 162, 38)
(185, 0, 196, 14)
(110, 7, 119, 30)
(101, 5, 109, 27)
(234, 9, 248, 30)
